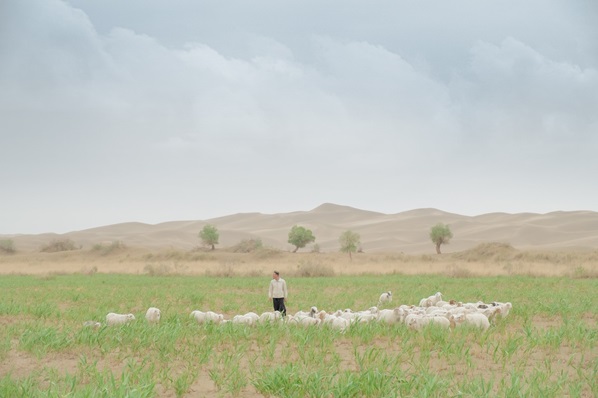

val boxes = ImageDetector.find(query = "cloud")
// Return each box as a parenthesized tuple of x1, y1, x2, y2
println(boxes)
(0, 0, 597, 233)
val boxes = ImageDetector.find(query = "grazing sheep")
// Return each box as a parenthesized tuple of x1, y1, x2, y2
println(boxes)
(378, 291, 392, 307)
(498, 302, 513, 318)
(377, 308, 402, 324)
(145, 307, 161, 324)
(190, 310, 224, 324)
(450, 312, 490, 331)
(232, 314, 255, 325)
(259, 311, 282, 323)
(419, 292, 442, 307)
(106, 313, 135, 326)
(480, 306, 502, 322)
(407, 314, 451, 330)
(355, 312, 378, 323)
(418, 298, 432, 307)
(329, 316, 351, 332)
(293, 310, 311, 319)
(230, 313, 259, 325)
(298, 316, 321, 327)
(83, 321, 102, 329)
(367, 306, 379, 314)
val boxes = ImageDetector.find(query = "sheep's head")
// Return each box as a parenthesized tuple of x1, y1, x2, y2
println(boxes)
(127, 314, 136, 320)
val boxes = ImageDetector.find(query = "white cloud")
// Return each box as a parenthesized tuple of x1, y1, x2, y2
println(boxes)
(0, 0, 597, 233)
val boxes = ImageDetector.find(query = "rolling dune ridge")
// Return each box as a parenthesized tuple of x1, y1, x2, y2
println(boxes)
(3, 203, 598, 253)
(2, 204, 597, 276)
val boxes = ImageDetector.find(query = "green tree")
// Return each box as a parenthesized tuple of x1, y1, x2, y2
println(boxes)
(430, 223, 453, 254)
(199, 224, 219, 250)
(339, 230, 360, 260)
(287, 225, 316, 253)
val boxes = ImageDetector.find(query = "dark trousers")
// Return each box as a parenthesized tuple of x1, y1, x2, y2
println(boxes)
(273, 298, 286, 316)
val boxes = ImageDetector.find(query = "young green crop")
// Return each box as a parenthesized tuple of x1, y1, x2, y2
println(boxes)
(0, 274, 595, 397)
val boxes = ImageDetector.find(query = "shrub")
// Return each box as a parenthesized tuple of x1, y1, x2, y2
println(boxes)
(41, 238, 79, 253)
(452, 242, 516, 262)
(0, 239, 16, 254)
(91, 240, 126, 255)
(227, 238, 263, 253)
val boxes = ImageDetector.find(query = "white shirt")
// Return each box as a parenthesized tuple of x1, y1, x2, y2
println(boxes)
(269, 278, 288, 299)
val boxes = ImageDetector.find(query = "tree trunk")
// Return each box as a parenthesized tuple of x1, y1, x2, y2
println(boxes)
(349, 251, 353, 261)
(211, 244, 215, 251)
(435, 242, 441, 254)
(293, 247, 298, 253)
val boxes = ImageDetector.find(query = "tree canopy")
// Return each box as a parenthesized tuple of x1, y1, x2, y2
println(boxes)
(288, 225, 316, 253)
(199, 224, 219, 250)
(429, 223, 453, 254)
(339, 230, 360, 260)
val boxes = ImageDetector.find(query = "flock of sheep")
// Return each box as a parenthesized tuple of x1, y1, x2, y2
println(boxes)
(85, 291, 512, 333)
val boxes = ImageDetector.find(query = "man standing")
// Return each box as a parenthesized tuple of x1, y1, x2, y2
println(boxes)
(269, 270, 287, 316)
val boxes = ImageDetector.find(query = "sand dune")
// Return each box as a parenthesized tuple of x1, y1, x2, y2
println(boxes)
(3, 203, 598, 253)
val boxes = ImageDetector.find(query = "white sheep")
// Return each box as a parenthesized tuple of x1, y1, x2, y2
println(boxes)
(83, 320, 102, 329)
(234, 312, 259, 325)
(450, 312, 490, 331)
(293, 310, 311, 319)
(498, 302, 513, 319)
(259, 311, 282, 323)
(377, 308, 402, 324)
(367, 306, 379, 314)
(419, 292, 442, 307)
(190, 310, 224, 324)
(106, 313, 135, 326)
(145, 307, 161, 324)
(298, 316, 321, 327)
(329, 316, 352, 333)
(232, 315, 254, 325)
(407, 314, 450, 330)
(355, 312, 378, 323)
(378, 291, 392, 307)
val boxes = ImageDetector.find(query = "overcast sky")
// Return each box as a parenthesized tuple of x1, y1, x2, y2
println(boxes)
(1, 0, 597, 234)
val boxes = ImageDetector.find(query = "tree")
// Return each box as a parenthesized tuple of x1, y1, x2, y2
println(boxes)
(429, 223, 453, 254)
(339, 230, 360, 260)
(199, 224, 219, 250)
(287, 225, 316, 253)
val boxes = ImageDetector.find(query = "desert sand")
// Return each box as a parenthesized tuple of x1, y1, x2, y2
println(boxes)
(1, 203, 597, 276)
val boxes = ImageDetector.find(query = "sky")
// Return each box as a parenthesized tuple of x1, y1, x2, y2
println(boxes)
(1, 0, 597, 234)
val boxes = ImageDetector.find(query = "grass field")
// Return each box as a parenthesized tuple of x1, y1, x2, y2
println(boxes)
(0, 271, 596, 397)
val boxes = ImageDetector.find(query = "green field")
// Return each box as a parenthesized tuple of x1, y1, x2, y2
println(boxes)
(0, 274, 596, 397)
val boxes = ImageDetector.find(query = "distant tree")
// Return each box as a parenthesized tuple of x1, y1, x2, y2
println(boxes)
(199, 224, 219, 250)
(288, 225, 316, 253)
(430, 223, 453, 254)
(41, 239, 79, 253)
(339, 230, 360, 260)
